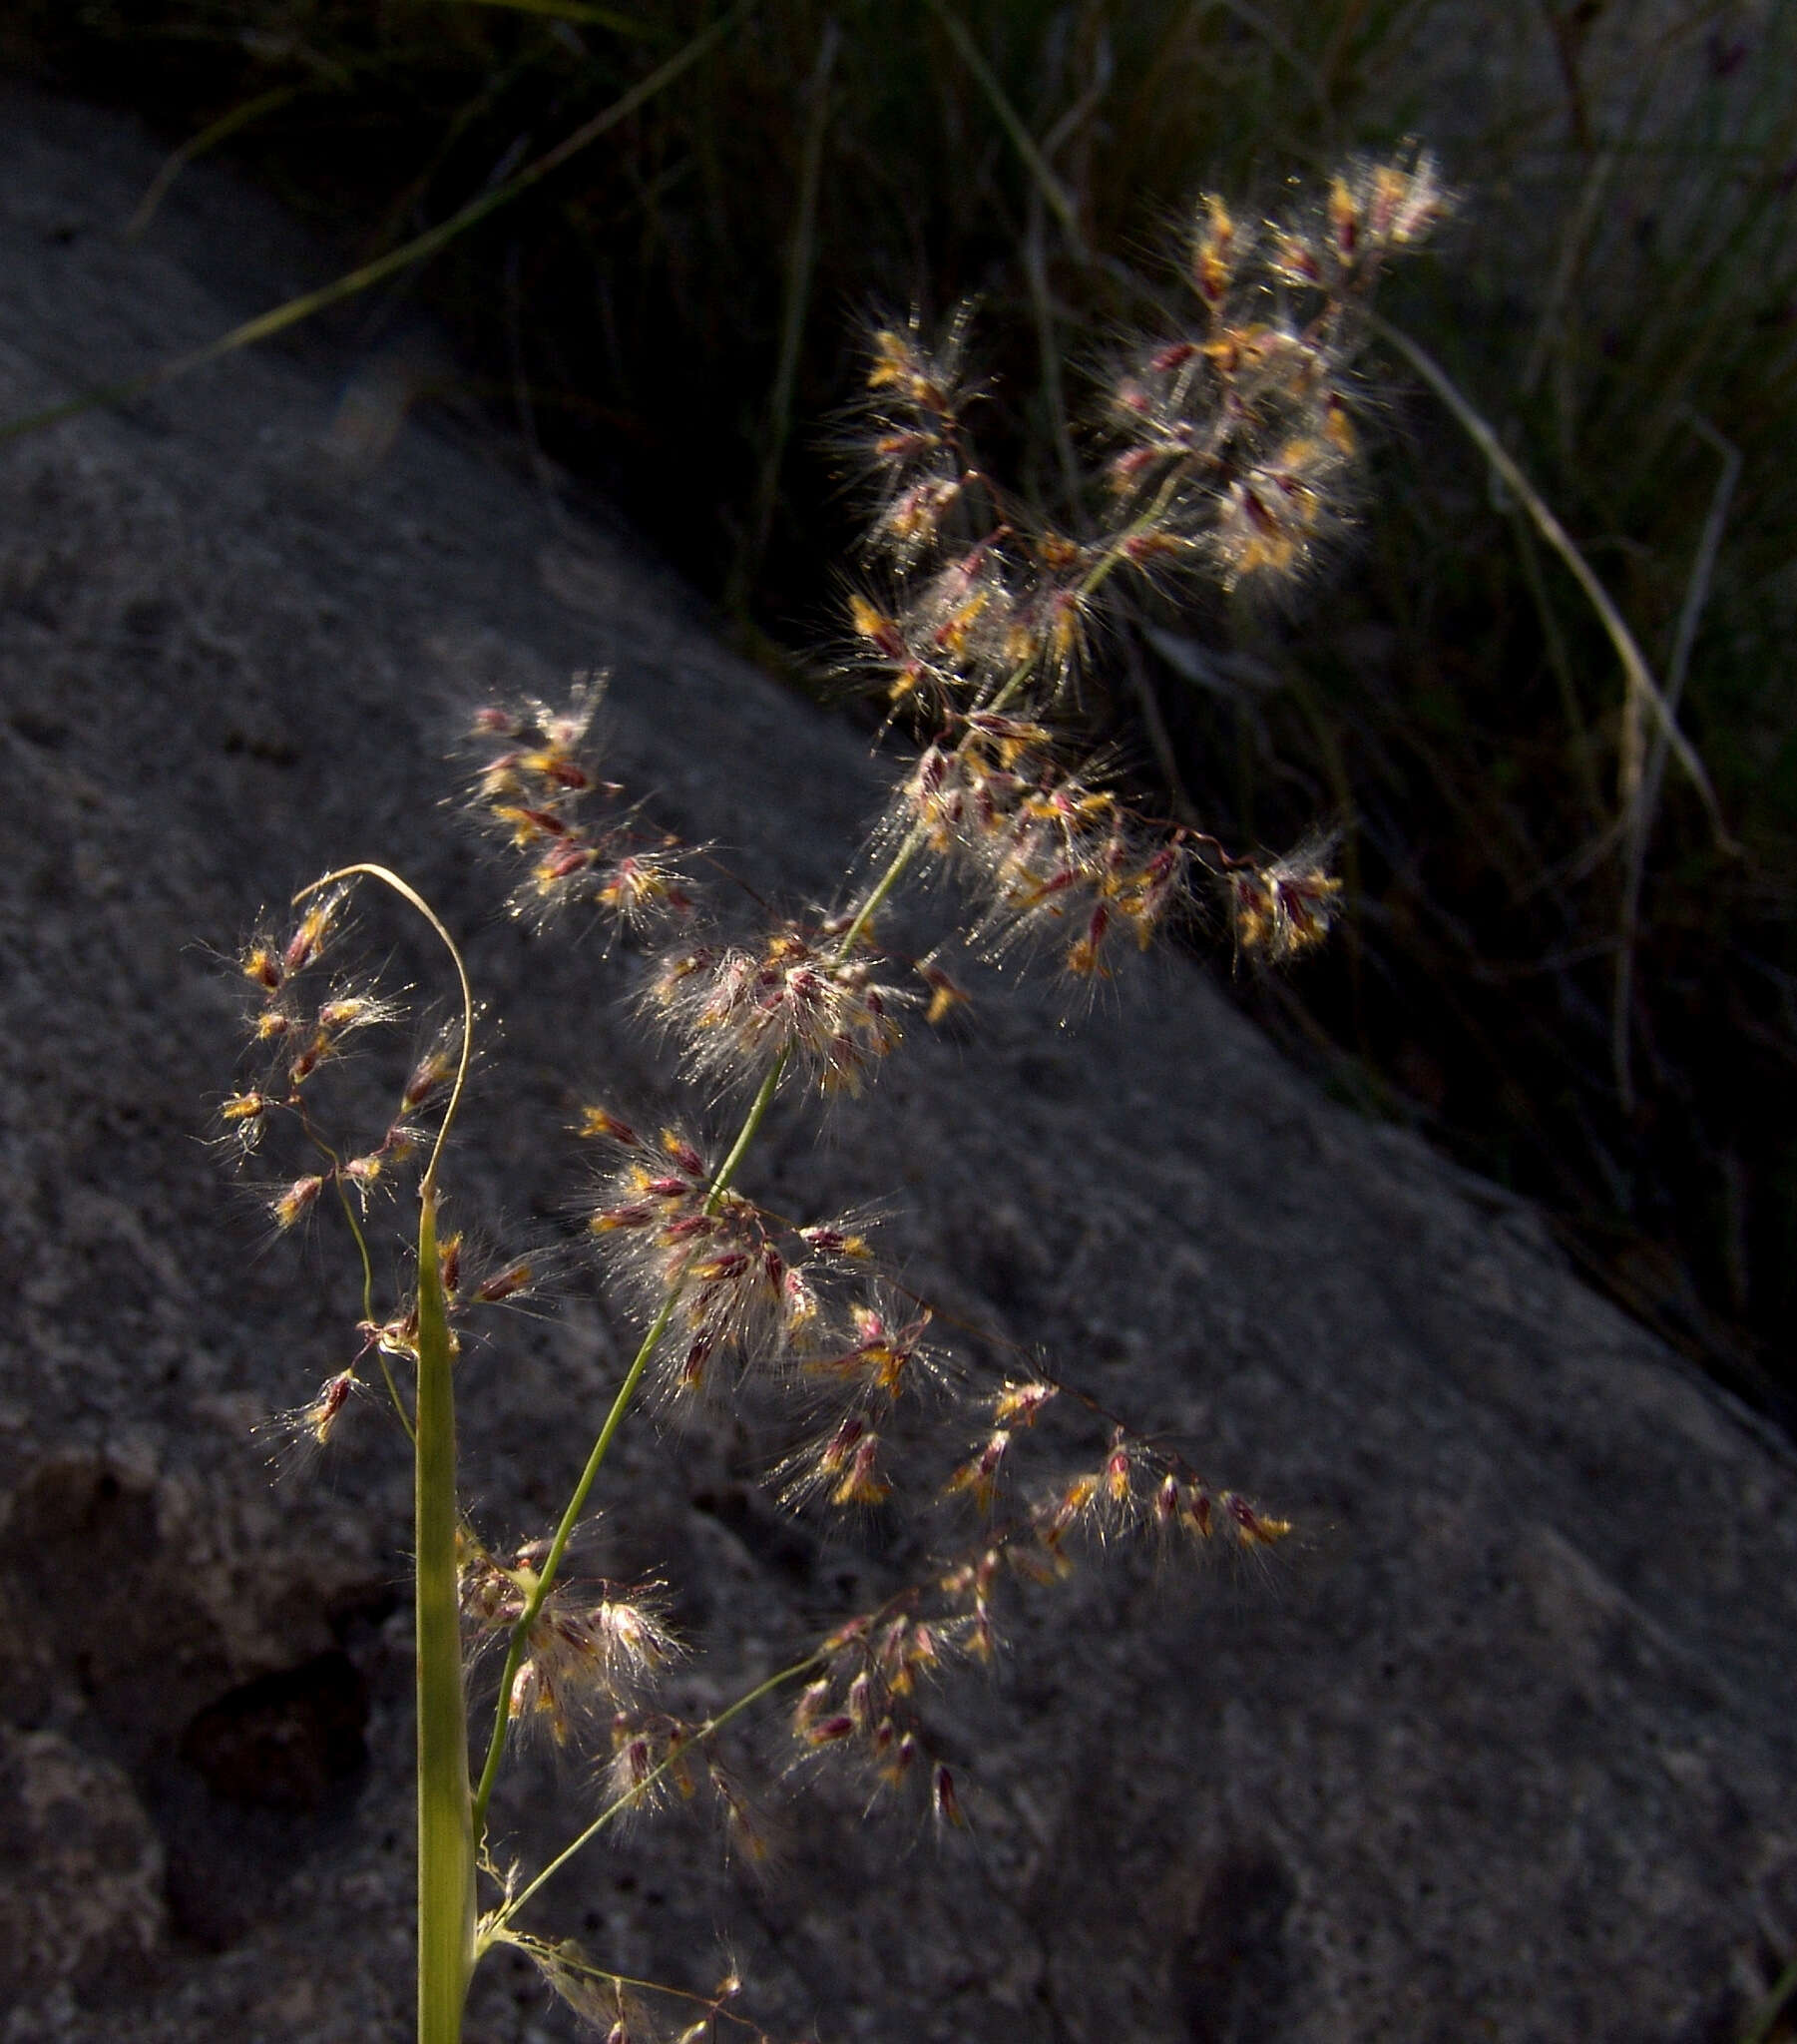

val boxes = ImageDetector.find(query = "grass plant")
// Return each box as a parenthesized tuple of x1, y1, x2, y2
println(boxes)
(213, 159, 1443, 2037)
(11, 4, 1791, 1411)
(0, 4, 1786, 2025)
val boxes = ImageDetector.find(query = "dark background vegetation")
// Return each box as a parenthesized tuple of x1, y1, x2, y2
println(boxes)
(5, 0, 1793, 1423)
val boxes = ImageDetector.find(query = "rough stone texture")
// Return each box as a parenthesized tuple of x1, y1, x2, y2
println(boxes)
(0, 1724, 166, 2014)
(0, 83, 1793, 2044)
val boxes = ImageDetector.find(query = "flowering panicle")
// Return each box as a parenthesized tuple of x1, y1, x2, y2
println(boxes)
(437, 1229, 545, 1313)
(843, 153, 1444, 742)
(228, 888, 350, 1107)
(1103, 150, 1447, 591)
(847, 316, 1107, 712)
(937, 1360, 1292, 1568)
(789, 1606, 961, 1825)
(769, 1303, 1292, 1834)
(588, 1710, 771, 1870)
(505, 1588, 676, 1745)
(771, 1278, 963, 1518)
(223, 889, 442, 1222)
(224, 883, 551, 1485)
(881, 697, 1350, 976)
(892, 728, 1197, 977)
(466, 678, 697, 935)
(597, 1707, 702, 1819)
(1024, 1438, 1292, 1565)
(782, 1413, 1282, 1821)
(858, 309, 980, 562)
(1226, 836, 1344, 961)
(647, 921, 915, 1095)
(218, 152, 1425, 2044)
(462, 1540, 678, 1747)
(803, 1294, 945, 1401)
(776, 1453, 1285, 1803)
(829, 155, 1447, 993)
(579, 1107, 877, 1396)
(584, 1117, 783, 1395)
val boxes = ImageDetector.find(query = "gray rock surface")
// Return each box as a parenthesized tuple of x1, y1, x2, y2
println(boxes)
(0, 82, 1792, 2044)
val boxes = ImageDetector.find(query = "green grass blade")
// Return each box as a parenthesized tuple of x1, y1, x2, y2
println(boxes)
(924, 0, 1087, 257)
(1740, 1954, 1797, 2044)
(0, 0, 755, 449)
(125, 85, 307, 239)
(1371, 312, 1735, 857)
(744, 16, 840, 583)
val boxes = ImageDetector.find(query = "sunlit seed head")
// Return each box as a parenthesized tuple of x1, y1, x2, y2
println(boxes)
(994, 1379, 1057, 1425)
(472, 1262, 533, 1305)
(272, 1174, 326, 1231)
(402, 1044, 458, 1113)
(241, 942, 283, 992)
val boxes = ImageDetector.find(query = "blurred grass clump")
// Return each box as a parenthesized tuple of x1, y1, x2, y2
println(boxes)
(7, 0, 1794, 1419)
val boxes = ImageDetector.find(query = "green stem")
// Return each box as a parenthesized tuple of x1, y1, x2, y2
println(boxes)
(415, 1190, 476, 2044)
(292, 867, 479, 2040)
(703, 1054, 788, 1209)
(836, 827, 927, 961)
(1081, 473, 1182, 602)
